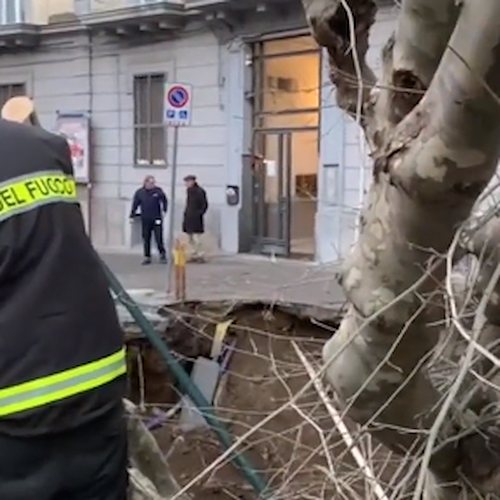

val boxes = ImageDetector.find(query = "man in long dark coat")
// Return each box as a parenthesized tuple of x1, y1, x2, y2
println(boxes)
(182, 175, 208, 262)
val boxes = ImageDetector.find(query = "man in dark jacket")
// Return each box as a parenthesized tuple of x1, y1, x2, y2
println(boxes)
(182, 175, 208, 262)
(130, 175, 168, 265)
(0, 98, 127, 500)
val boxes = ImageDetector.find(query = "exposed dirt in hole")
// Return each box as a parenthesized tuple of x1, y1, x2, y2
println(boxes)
(124, 301, 381, 499)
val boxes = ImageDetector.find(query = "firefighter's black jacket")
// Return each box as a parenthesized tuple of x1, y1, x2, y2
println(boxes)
(0, 119, 125, 436)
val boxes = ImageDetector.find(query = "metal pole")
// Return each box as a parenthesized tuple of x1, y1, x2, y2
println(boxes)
(101, 260, 273, 499)
(166, 125, 179, 294)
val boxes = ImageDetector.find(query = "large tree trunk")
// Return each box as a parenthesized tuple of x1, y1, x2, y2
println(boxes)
(302, 0, 500, 497)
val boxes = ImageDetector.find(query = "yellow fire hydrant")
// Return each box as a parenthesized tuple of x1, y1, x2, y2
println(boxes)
(172, 238, 186, 301)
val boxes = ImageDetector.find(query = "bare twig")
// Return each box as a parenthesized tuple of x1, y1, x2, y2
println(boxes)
(293, 342, 389, 500)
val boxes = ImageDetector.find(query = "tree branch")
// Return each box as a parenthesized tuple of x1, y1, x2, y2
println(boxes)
(302, 0, 377, 124)
(391, 1, 500, 198)
(302, 0, 460, 150)
(389, 0, 460, 122)
(321, 0, 500, 493)
(367, 0, 460, 150)
(460, 218, 500, 404)
(470, 219, 500, 329)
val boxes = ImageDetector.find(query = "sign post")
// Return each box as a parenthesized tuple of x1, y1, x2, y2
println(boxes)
(163, 82, 192, 294)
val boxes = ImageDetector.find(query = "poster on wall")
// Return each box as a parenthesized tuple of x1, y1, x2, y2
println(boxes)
(55, 112, 90, 184)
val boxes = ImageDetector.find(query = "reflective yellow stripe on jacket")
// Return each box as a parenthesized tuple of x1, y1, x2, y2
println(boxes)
(0, 170, 77, 223)
(0, 348, 126, 417)
(0, 170, 124, 416)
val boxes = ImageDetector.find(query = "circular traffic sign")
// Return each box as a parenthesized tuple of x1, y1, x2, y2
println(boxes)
(167, 85, 189, 108)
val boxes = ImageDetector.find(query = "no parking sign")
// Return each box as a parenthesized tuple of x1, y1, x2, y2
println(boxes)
(162, 83, 193, 293)
(164, 83, 192, 127)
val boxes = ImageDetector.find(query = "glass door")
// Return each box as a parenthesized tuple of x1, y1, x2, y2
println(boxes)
(251, 131, 292, 256)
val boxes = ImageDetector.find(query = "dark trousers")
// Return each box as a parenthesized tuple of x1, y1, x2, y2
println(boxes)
(141, 218, 166, 258)
(0, 413, 128, 500)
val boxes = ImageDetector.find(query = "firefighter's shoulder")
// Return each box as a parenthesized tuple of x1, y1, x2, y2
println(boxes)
(0, 116, 37, 140)
(0, 119, 70, 181)
(0, 120, 77, 223)
(0, 118, 68, 152)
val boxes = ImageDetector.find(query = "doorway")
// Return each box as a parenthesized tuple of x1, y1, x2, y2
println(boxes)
(251, 131, 292, 256)
(251, 35, 320, 258)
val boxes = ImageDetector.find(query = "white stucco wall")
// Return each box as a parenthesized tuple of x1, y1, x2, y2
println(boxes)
(0, 27, 229, 253)
(316, 5, 398, 263)
(88, 29, 227, 252)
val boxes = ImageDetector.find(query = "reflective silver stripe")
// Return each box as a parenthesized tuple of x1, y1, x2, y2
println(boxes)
(0, 350, 126, 417)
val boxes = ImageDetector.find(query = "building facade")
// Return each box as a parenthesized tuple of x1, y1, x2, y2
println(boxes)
(0, 0, 398, 262)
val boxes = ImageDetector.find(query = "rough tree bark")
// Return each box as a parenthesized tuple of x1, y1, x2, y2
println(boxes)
(301, 0, 500, 497)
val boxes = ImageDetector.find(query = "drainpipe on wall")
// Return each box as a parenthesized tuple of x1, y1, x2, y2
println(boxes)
(115, 53, 126, 248)
(86, 29, 94, 239)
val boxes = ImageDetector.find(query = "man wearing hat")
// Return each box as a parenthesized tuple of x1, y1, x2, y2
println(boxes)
(182, 175, 208, 262)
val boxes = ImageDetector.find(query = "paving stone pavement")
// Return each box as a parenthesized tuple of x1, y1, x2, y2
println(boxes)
(101, 252, 345, 315)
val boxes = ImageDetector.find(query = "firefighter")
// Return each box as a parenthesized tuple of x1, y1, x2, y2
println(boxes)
(0, 97, 128, 500)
